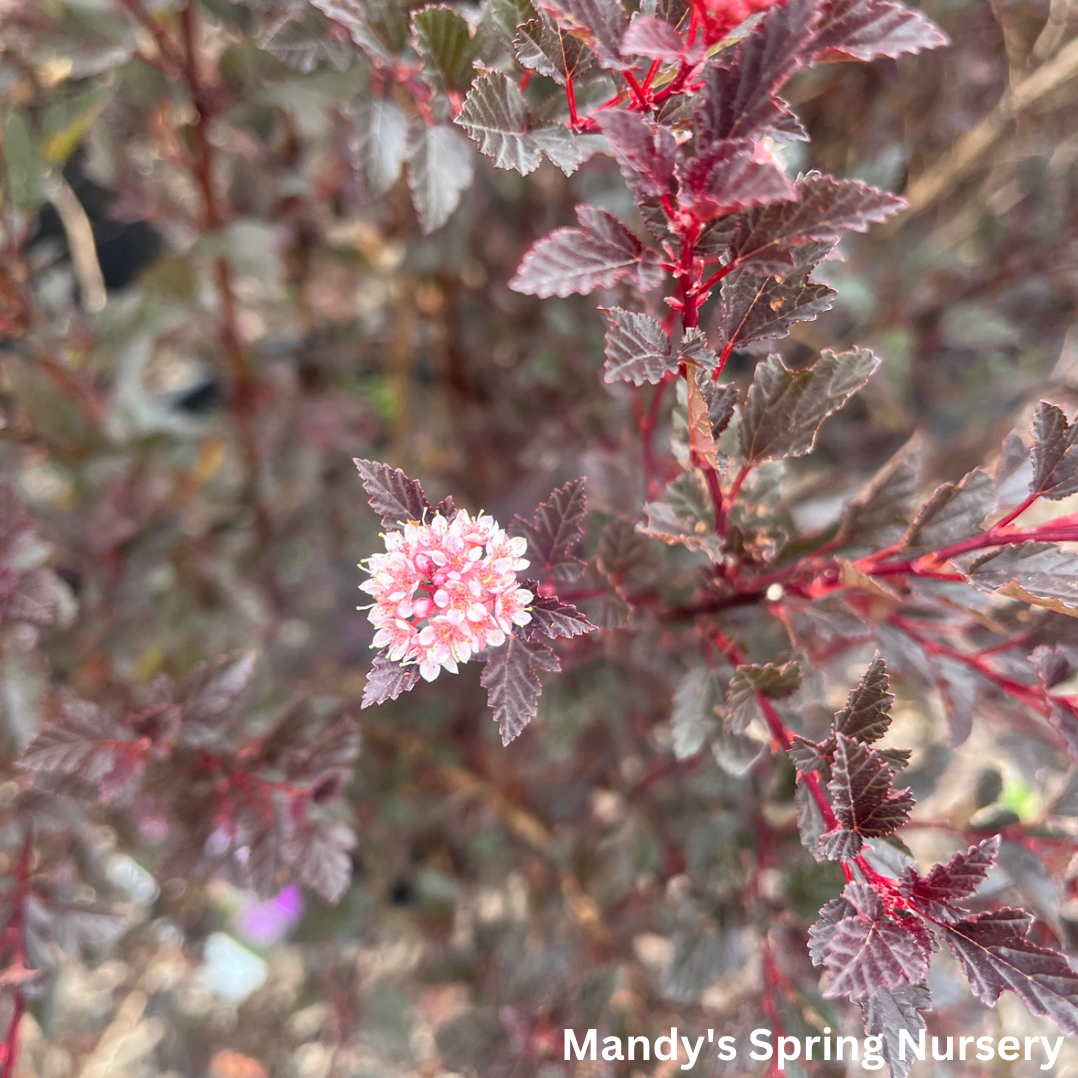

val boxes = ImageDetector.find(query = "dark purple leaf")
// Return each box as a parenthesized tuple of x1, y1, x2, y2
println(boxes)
(514, 13, 594, 85)
(533, 125, 602, 177)
(596, 112, 677, 198)
(813, 0, 949, 62)
(407, 123, 474, 234)
(260, 4, 354, 72)
(679, 139, 796, 220)
(1032, 644, 1078, 690)
(245, 818, 285, 899)
(788, 735, 826, 773)
(695, 0, 819, 143)
(729, 172, 905, 276)
(521, 587, 595, 639)
(412, 5, 482, 93)
(738, 348, 880, 463)
(286, 713, 362, 780)
(899, 837, 999, 923)
(834, 654, 893, 743)
(362, 654, 422, 708)
(480, 633, 561, 745)
(511, 478, 587, 582)
(510, 205, 644, 297)
(353, 458, 432, 529)
(904, 469, 992, 553)
(858, 982, 932, 1078)
(18, 700, 126, 785)
(823, 733, 915, 856)
(727, 661, 801, 733)
(718, 252, 836, 351)
(680, 328, 721, 375)
(534, 0, 630, 69)
(283, 816, 356, 903)
(1050, 700, 1078, 764)
(641, 470, 722, 559)
(818, 826, 867, 860)
(1030, 401, 1078, 501)
(600, 307, 676, 385)
(809, 894, 854, 966)
(179, 651, 258, 731)
(457, 72, 543, 174)
(840, 456, 918, 551)
(310, 0, 405, 61)
(670, 666, 721, 759)
(821, 884, 932, 1000)
(797, 781, 829, 862)
(943, 909, 1078, 1032)
(3, 567, 56, 625)
(491, 0, 540, 43)
(621, 13, 700, 61)
(597, 517, 655, 591)
(965, 542, 1078, 606)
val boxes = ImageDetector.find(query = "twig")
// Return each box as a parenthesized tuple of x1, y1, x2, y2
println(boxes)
(178, 1, 278, 596)
(903, 34, 1078, 215)
(45, 174, 107, 313)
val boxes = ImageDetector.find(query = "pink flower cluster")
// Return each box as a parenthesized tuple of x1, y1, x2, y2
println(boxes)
(361, 510, 533, 682)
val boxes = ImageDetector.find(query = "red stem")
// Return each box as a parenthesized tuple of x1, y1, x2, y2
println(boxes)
(889, 615, 1050, 717)
(704, 465, 724, 536)
(865, 515, 1078, 577)
(713, 340, 735, 380)
(715, 633, 841, 834)
(565, 69, 579, 128)
(994, 491, 1039, 530)
(623, 71, 651, 109)
(718, 463, 751, 536)
(653, 61, 694, 105)
(699, 261, 735, 295)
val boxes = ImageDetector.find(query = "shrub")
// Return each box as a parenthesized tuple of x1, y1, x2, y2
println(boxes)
(2, 0, 1078, 1074)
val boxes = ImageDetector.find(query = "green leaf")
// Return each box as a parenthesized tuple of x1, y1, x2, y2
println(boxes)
(2, 112, 46, 209)
(738, 349, 880, 463)
(42, 86, 113, 166)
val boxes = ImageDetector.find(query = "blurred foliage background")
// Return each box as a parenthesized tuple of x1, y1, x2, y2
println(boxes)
(2, 0, 1078, 1075)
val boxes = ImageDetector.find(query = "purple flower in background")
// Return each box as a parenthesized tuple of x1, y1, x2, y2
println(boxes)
(235, 885, 304, 949)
